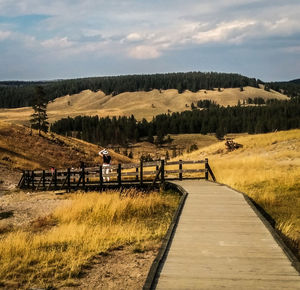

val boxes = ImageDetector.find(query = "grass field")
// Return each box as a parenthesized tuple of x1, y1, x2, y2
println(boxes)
(0, 87, 287, 125)
(0, 189, 180, 288)
(178, 129, 300, 254)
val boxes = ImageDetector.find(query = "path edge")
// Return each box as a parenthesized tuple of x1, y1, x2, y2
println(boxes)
(217, 181, 300, 274)
(143, 182, 188, 290)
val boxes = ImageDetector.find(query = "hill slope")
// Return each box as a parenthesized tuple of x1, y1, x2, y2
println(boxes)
(0, 87, 288, 125)
(0, 121, 130, 171)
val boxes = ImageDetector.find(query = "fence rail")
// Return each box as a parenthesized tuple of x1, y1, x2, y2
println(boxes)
(18, 158, 216, 191)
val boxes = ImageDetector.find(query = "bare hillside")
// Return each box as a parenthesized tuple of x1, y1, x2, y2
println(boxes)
(0, 87, 288, 125)
(0, 121, 130, 172)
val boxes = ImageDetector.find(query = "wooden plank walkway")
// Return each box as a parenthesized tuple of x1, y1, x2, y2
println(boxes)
(155, 180, 300, 289)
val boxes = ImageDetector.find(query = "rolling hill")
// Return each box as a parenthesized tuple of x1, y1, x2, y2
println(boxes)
(0, 121, 131, 171)
(0, 86, 288, 126)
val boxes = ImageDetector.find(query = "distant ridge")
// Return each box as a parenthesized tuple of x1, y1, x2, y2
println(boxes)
(290, 78, 300, 84)
(0, 71, 261, 109)
(0, 87, 288, 125)
(266, 78, 300, 98)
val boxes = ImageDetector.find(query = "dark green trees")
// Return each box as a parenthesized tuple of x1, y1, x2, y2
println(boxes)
(0, 72, 263, 108)
(50, 99, 300, 145)
(30, 86, 49, 135)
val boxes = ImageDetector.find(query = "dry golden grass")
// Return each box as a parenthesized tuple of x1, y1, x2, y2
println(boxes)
(0, 121, 131, 170)
(127, 133, 218, 162)
(0, 87, 287, 125)
(177, 129, 300, 252)
(0, 189, 180, 288)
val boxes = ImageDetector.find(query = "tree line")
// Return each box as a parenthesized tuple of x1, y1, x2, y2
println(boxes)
(0, 72, 261, 108)
(267, 79, 300, 98)
(50, 98, 300, 145)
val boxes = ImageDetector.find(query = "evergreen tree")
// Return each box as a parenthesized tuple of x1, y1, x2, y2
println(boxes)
(166, 135, 172, 143)
(156, 130, 165, 145)
(165, 150, 170, 160)
(30, 86, 49, 135)
(216, 126, 225, 140)
(50, 99, 300, 144)
(2, 72, 300, 109)
(147, 130, 154, 143)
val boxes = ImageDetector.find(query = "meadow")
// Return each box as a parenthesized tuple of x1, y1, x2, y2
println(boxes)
(0, 189, 180, 288)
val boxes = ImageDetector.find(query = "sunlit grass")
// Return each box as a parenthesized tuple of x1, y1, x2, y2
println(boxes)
(0, 189, 180, 288)
(209, 131, 300, 250)
(175, 129, 300, 253)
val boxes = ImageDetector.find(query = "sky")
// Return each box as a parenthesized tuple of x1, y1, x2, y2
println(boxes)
(0, 0, 300, 82)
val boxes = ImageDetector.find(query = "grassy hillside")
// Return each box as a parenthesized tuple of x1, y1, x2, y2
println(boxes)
(0, 121, 130, 171)
(0, 87, 288, 125)
(176, 129, 300, 255)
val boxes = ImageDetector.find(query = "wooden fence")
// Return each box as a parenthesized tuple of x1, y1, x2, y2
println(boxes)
(18, 158, 216, 191)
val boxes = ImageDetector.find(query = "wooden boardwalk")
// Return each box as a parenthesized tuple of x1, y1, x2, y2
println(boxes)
(155, 180, 300, 289)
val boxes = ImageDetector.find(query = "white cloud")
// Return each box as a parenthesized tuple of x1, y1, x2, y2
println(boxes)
(126, 33, 143, 42)
(41, 37, 73, 49)
(0, 0, 300, 79)
(192, 20, 256, 44)
(129, 45, 161, 59)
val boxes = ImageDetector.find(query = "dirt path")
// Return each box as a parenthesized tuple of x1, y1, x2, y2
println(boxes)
(0, 190, 69, 229)
(63, 246, 158, 289)
(0, 164, 22, 195)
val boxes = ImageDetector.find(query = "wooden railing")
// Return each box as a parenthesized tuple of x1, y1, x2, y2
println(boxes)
(18, 158, 216, 191)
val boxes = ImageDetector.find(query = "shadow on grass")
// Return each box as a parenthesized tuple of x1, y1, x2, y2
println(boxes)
(0, 210, 13, 220)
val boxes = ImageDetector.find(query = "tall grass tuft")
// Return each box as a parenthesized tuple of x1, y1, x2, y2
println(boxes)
(0, 189, 179, 288)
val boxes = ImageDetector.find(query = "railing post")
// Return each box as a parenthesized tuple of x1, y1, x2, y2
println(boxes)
(207, 162, 216, 182)
(26, 170, 30, 188)
(99, 165, 103, 188)
(81, 162, 85, 190)
(42, 170, 45, 190)
(118, 163, 122, 187)
(67, 168, 71, 192)
(205, 158, 209, 180)
(31, 170, 35, 189)
(54, 169, 57, 189)
(18, 171, 25, 188)
(160, 159, 165, 183)
(179, 159, 183, 180)
(140, 160, 143, 186)
(135, 166, 139, 181)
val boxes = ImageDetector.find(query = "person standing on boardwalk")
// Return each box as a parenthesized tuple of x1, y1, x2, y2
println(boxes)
(99, 149, 111, 181)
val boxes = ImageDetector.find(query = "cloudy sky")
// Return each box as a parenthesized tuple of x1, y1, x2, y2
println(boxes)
(0, 0, 299, 81)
